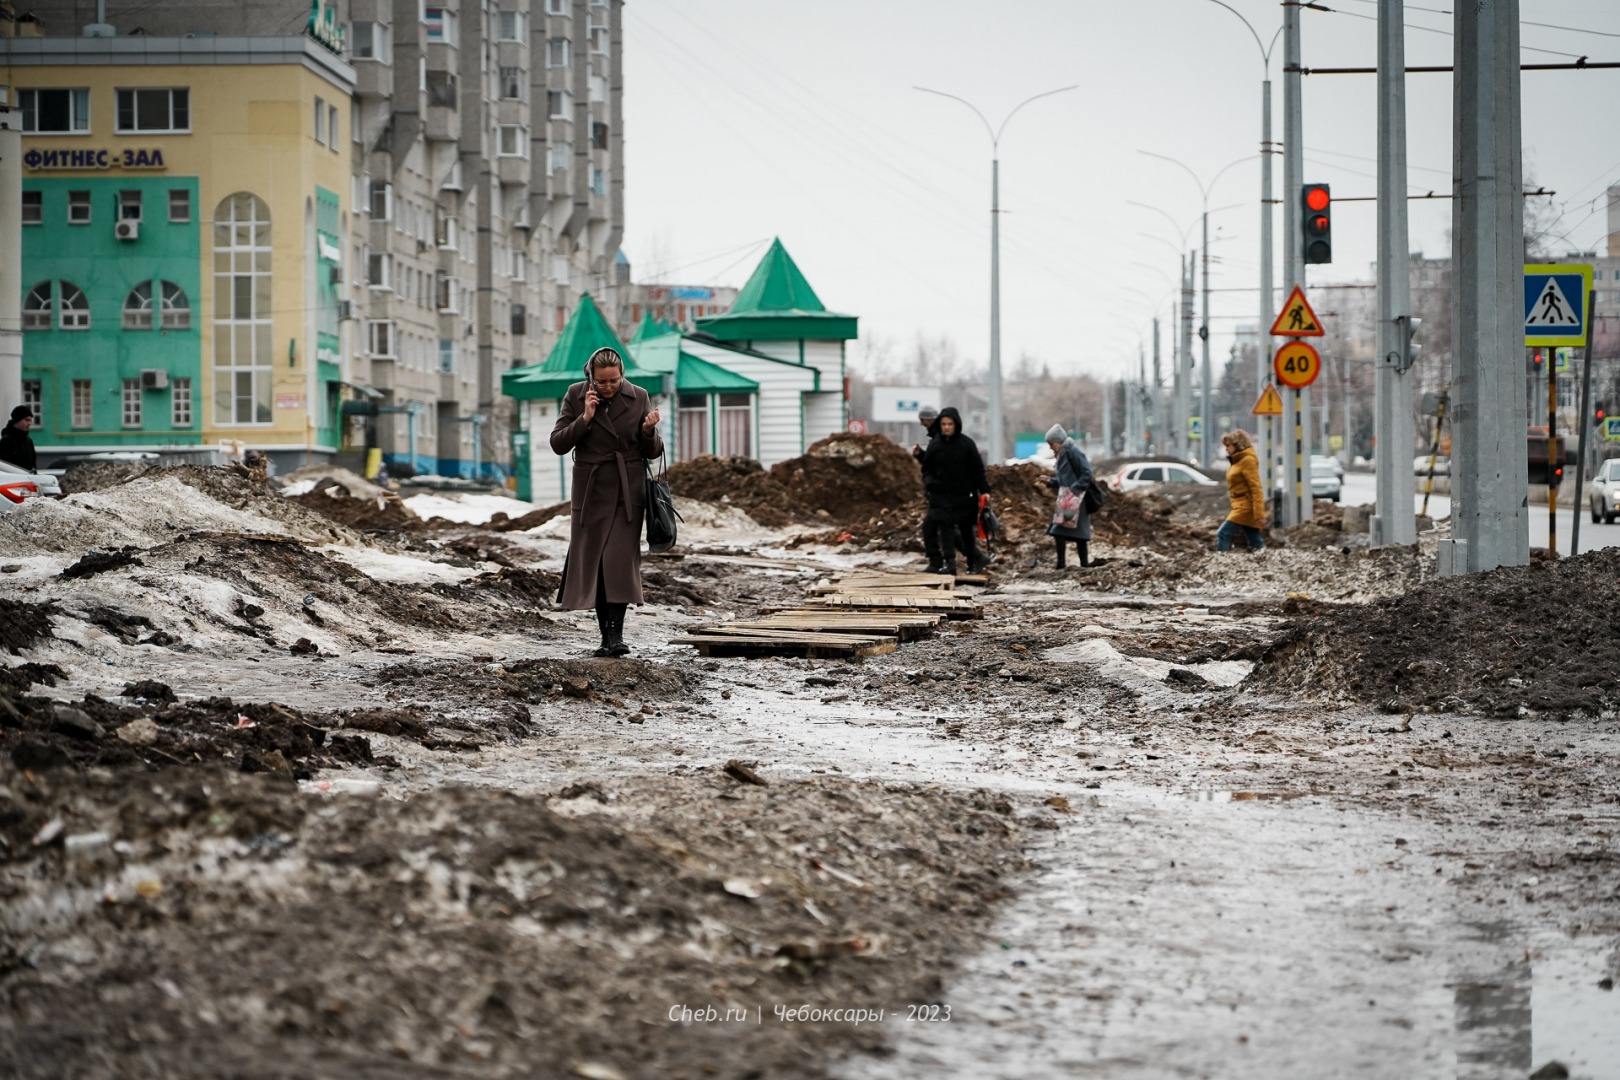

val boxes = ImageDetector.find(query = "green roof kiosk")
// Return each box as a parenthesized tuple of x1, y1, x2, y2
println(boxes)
(693, 239, 857, 461)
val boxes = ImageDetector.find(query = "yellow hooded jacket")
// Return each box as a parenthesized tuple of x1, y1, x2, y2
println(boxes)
(1224, 445, 1267, 528)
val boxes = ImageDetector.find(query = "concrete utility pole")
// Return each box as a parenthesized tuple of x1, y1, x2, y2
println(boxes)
(0, 100, 22, 410)
(1374, 0, 1417, 546)
(1448, 0, 1527, 573)
(1281, 0, 1312, 524)
(1103, 382, 1114, 457)
(1152, 316, 1163, 453)
(1201, 216, 1212, 469)
(1259, 76, 1276, 488)
(1178, 254, 1195, 459)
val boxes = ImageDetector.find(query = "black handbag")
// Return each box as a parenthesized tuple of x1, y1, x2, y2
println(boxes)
(644, 455, 681, 553)
(1082, 481, 1107, 514)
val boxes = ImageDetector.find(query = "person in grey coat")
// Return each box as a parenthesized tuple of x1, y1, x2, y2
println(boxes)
(1044, 424, 1093, 569)
(551, 347, 663, 656)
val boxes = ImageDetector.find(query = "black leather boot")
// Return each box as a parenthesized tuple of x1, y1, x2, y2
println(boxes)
(606, 606, 630, 657)
(593, 607, 612, 657)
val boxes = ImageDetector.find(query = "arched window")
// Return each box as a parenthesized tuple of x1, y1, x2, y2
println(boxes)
(59, 282, 89, 330)
(161, 282, 191, 329)
(123, 281, 154, 329)
(22, 282, 52, 330)
(212, 193, 272, 424)
(127, 280, 192, 330)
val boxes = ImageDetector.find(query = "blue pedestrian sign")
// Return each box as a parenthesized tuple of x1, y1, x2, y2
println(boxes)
(1523, 264, 1592, 347)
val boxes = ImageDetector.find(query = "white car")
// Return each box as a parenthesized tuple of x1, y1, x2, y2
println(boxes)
(1310, 456, 1343, 502)
(1106, 461, 1219, 493)
(1590, 458, 1620, 524)
(1414, 454, 1451, 476)
(0, 458, 62, 511)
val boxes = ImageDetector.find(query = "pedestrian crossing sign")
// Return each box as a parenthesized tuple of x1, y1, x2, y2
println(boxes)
(1252, 385, 1284, 416)
(1523, 264, 1592, 347)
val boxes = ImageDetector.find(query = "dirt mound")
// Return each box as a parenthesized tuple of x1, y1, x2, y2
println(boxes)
(771, 433, 924, 524)
(1245, 546, 1620, 717)
(0, 600, 56, 655)
(668, 455, 802, 528)
(288, 481, 421, 531)
(1, 687, 390, 780)
(488, 502, 569, 531)
(56, 459, 152, 494)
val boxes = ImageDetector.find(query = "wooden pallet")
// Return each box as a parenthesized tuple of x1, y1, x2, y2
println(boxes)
(808, 571, 989, 594)
(670, 630, 897, 658)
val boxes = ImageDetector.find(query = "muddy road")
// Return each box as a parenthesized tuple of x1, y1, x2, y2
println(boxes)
(2, 462, 1617, 1079)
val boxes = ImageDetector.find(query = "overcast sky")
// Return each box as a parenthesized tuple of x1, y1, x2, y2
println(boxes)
(621, 1, 1620, 382)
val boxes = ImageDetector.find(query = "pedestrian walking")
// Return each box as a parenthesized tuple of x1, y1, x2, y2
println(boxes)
(1044, 424, 1093, 569)
(550, 347, 664, 656)
(0, 405, 37, 471)
(1216, 429, 1267, 551)
(919, 406, 991, 575)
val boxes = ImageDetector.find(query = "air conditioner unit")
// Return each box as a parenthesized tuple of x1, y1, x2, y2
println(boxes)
(139, 368, 168, 390)
(337, 300, 353, 321)
(115, 220, 140, 241)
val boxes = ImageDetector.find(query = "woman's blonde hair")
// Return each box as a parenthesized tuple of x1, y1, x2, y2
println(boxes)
(1223, 429, 1253, 451)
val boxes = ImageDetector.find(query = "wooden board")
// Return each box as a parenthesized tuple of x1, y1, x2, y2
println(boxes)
(806, 593, 982, 619)
(670, 632, 897, 658)
(700, 612, 942, 641)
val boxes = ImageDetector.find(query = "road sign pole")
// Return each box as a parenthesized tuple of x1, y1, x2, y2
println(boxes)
(1548, 355, 1559, 556)
(1281, 0, 1308, 526)
(1571, 291, 1597, 556)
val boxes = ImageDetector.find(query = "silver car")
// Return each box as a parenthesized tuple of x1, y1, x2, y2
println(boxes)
(0, 458, 62, 511)
(1590, 458, 1620, 524)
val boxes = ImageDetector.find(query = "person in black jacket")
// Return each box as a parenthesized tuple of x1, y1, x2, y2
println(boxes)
(0, 406, 37, 471)
(919, 407, 991, 575)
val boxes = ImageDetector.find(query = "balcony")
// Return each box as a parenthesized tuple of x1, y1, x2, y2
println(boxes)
(424, 70, 460, 143)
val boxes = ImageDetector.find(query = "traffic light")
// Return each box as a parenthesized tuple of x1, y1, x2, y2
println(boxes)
(1596, 402, 1608, 426)
(1395, 314, 1422, 371)
(1529, 349, 1545, 375)
(1302, 183, 1332, 264)
(1550, 459, 1565, 486)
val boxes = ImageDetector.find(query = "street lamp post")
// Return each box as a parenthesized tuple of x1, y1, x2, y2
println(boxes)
(1204, 0, 1283, 503)
(1139, 151, 1253, 470)
(916, 85, 1077, 464)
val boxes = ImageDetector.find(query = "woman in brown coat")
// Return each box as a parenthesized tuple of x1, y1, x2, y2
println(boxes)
(551, 347, 663, 655)
(1217, 429, 1267, 551)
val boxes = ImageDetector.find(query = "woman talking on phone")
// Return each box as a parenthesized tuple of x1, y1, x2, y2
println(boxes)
(550, 347, 663, 656)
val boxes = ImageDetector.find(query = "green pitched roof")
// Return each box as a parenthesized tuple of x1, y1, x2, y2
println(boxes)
(629, 332, 758, 394)
(695, 238, 858, 342)
(630, 310, 680, 344)
(503, 294, 661, 401)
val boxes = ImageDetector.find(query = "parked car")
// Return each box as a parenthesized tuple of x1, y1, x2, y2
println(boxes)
(1590, 457, 1620, 524)
(1414, 454, 1451, 476)
(1310, 456, 1342, 502)
(1106, 461, 1220, 493)
(0, 458, 62, 511)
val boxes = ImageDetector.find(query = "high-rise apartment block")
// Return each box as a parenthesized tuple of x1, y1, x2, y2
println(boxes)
(4, 0, 623, 478)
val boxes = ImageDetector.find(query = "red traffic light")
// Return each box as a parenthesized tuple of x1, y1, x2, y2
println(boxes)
(1308, 214, 1330, 235)
(1305, 187, 1330, 212)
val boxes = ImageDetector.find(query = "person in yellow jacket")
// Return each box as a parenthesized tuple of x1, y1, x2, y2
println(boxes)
(1217, 429, 1268, 551)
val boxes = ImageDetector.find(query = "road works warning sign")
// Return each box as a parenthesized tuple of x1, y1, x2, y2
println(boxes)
(1523, 264, 1592, 347)
(1270, 286, 1324, 337)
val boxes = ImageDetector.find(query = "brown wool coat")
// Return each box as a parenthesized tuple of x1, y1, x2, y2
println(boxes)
(550, 380, 664, 609)
(1224, 445, 1267, 528)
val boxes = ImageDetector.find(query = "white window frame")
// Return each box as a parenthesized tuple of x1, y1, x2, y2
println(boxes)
(22, 191, 42, 225)
(351, 21, 391, 62)
(314, 96, 326, 143)
(546, 0, 568, 14)
(439, 338, 456, 374)
(115, 87, 190, 133)
(67, 190, 91, 224)
(368, 251, 394, 291)
(512, 249, 527, 282)
(500, 66, 525, 99)
(20, 88, 90, 134)
(211, 192, 274, 427)
(589, 73, 608, 103)
(589, 22, 608, 55)
(122, 378, 143, 429)
(23, 283, 52, 330)
(171, 377, 194, 427)
(59, 282, 90, 330)
(368, 319, 397, 358)
(548, 141, 572, 174)
(547, 89, 572, 120)
(435, 212, 460, 250)
(119, 189, 143, 222)
(424, 7, 457, 45)
(436, 273, 459, 313)
(71, 380, 93, 429)
(169, 188, 191, 223)
(497, 124, 528, 158)
(328, 104, 340, 149)
(21, 380, 42, 426)
(498, 11, 524, 41)
(547, 37, 571, 67)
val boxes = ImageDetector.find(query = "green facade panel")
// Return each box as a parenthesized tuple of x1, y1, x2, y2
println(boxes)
(20, 176, 203, 448)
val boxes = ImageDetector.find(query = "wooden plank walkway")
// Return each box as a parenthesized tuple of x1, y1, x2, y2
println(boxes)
(671, 570, 983, 657)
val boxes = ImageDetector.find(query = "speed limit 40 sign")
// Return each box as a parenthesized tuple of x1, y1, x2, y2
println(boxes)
(1274, 341, 1322, 389)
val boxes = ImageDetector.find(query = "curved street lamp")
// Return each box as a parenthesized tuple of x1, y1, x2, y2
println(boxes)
(916, 84, 1078, 463)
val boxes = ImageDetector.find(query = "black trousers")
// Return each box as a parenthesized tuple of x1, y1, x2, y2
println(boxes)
(924, 503, 980, 569)
(1054, 536, 1089, 568)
